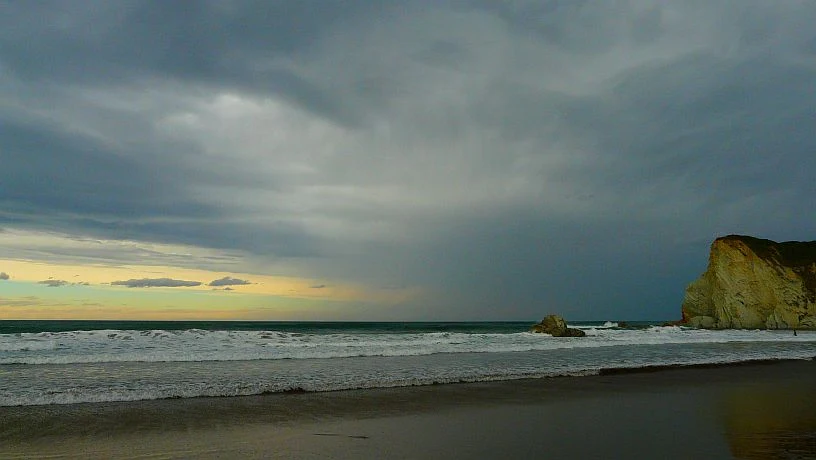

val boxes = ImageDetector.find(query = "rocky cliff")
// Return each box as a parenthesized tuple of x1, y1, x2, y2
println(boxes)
(681, 235, 816, 329)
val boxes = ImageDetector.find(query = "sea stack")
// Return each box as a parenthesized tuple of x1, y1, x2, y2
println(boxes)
(531, 315, 586, 337)
(681, 235, 816, 329)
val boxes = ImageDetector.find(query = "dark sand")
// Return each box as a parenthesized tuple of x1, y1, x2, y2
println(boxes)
(2, 360, 815, 459)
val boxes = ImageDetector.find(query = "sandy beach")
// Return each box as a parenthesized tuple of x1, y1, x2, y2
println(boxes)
(2, 360, 815, 459)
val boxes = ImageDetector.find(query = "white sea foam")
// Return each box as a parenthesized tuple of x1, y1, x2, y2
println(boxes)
(2, 324, 815, 406)
(0, 370, 602, 407)
(0, 338, 58, 352)
(1, 326, 814, 365)
(1, 351, 813, 406)
(574, 321, 618, 330)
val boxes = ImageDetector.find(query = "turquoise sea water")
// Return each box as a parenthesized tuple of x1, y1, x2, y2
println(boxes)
(1, 320, 814, 406)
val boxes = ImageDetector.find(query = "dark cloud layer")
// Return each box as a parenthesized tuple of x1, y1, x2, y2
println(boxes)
(2, 1, 815, 319)
(37, 279, 89, 288)
(38, 280, 69, 288)
(111, 278, 202, 288)
(208, 276, 251, 287)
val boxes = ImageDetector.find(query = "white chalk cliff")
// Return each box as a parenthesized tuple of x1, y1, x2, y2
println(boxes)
(681, 235, 816, 329)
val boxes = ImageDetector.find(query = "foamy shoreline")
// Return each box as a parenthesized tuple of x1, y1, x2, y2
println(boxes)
(2, 359, 815, 459)
(4, 323, 815, 407)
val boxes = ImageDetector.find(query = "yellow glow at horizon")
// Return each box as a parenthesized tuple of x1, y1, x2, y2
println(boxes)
(0, 258, 417, 304)
(0, 259, 414, 302)
(0, 301, 348, 321)
(0, 229, 421, 321)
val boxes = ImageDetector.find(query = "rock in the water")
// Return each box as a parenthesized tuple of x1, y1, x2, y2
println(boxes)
(681, 235, 816, 330)
(535, 314, 567, 335)
(531, 314, 586, 337)
(561, 327, 587, 337)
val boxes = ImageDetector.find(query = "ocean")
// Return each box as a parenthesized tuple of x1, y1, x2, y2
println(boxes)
(1, 320, 815, 407)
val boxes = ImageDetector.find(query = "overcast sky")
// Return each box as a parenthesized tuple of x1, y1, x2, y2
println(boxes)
(1, 1, 814, 321)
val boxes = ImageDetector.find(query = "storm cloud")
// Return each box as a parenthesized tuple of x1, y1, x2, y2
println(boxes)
(111, 278, 203, 288)
(2, 1, 815, 319)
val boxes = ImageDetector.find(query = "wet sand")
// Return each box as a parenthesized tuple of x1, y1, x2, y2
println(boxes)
(2, 360, 815, 459)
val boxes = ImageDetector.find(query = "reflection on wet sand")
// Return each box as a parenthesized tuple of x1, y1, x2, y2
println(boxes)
(721, 381, 816, 459)
(2, 360, 815, 459)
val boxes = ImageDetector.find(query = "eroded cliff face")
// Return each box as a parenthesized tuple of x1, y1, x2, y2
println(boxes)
(681, 235, 816, 329)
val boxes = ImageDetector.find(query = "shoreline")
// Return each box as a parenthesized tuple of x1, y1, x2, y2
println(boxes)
(2, 359, 815, 459)
(5, 354, 815, 408)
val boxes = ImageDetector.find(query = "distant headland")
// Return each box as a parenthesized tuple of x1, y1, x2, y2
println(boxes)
(681, 235, 816, 330)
